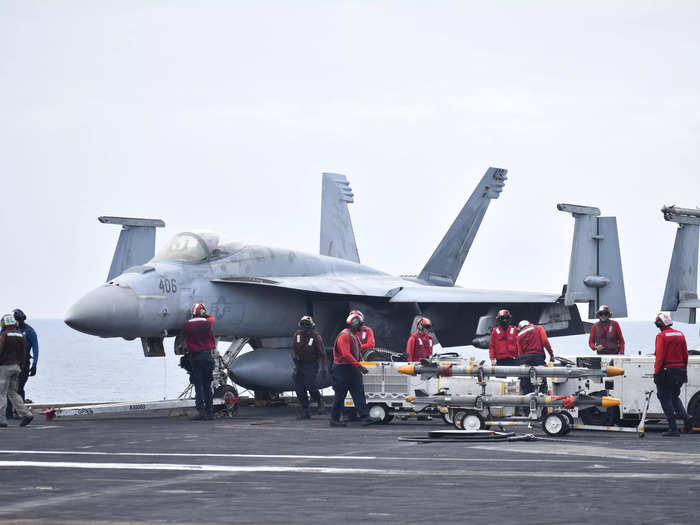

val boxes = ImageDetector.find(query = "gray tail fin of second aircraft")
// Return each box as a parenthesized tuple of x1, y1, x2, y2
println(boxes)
(418, 167, 507, 286)
(660, 206, 700, 323)
(99, 216, 165, 281)
(320, 173, 360, 263)
(557, 204, 627, 319)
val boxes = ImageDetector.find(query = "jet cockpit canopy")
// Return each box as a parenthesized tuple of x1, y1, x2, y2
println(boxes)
(153, 231, 245, 262)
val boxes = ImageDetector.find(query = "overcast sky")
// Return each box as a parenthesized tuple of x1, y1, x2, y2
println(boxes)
(1, 1, 699, 322)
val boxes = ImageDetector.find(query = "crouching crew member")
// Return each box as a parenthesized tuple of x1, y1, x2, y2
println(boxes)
(489, 309, 518, 366)
(350, 310, 375, 352)
(329, 313, 370, 427)
(406, 317, 434, 362)
(0, 314, 33, 427)
(517, 320, 554, 395)
(653, 313, 692, 436)
(183, 303, 216, 421)
(589, 305, 625, 355)
(291, 316, 327, 418)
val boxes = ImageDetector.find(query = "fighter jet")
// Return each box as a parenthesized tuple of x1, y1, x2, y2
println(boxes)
(65, 168, 627, 393)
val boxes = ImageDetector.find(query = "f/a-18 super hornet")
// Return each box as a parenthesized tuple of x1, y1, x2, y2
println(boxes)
(65, 168, 628, 393)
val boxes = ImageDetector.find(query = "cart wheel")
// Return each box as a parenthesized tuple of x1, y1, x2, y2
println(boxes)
(542, 413, 568, 436)
(442, 412, 453, 425)
(458, 410, 485, 431)
(453, 411, 467, 430)
(561, 412, 574, 434)
(368, 404, 392, 424)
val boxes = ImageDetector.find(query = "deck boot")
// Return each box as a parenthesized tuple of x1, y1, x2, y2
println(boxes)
(317, 398, 326, 415)
(190, 410, 206, 421)
(19, 415, 33, 427)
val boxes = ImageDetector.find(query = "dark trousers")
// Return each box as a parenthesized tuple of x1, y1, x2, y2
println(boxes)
(331, 364, 369, 421)
(496, 358, 520, 366)
(518, 353, 547, 395)
(294, 361, 321, 410)
(656, 368, 688, 432)
(6, 359, 29, 418)
(190, 351, 215, 414)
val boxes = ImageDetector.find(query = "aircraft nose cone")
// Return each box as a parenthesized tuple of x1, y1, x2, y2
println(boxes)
(65, 284, 140, 337)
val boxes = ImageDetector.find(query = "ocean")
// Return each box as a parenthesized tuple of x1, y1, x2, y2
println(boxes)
(20, 319, 700, 404)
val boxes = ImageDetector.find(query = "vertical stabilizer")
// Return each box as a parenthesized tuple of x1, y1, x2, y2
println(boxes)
(661, 206, 700, 324)
(558, 204, 627, 319)
(418, 167, 507, 286)
(320, 173, 360, 263)
(98, 216, 165, 281)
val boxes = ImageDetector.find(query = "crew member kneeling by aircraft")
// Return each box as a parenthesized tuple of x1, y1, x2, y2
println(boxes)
(489, 309, 518, 366)
(406, 317, 434, 362)
(517, 320, 554, 395)
(291, 316, 327, 419)
(653, 313, 692, 436)
(183, 303, 216, 421)
(350, 310, 375, 352)
(589, 305, 625, 355)
(329, 313, 370, 427)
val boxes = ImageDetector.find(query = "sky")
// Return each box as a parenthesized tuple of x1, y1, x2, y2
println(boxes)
(1, 1, 699, 322)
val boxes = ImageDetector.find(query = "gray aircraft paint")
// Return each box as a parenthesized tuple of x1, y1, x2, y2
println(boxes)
(100, 217, 165, 282)
(661, 206, 700, 324)
(320, 173, 360, 263)
(65, 169, 627, 392)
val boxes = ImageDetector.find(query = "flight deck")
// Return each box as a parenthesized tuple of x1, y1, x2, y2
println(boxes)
(0, 404, 697, 524)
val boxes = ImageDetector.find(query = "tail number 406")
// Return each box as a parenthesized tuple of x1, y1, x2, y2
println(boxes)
(159, 278, 177, 294)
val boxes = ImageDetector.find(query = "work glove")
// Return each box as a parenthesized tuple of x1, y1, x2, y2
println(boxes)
(29, 365, 37, 377)
(359, 365, 369, 375)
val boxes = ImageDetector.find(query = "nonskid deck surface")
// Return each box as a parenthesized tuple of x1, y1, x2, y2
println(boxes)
(0, 405, 697, 525)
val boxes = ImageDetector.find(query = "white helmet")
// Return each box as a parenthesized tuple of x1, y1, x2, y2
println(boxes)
(655, 312, 673, 328)
(518, 320, 531, 330)
(191, 303, 207, 317)
(1, 314, 17, 329)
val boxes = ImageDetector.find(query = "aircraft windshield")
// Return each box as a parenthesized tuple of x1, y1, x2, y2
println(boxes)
(153, 231, 245, 262)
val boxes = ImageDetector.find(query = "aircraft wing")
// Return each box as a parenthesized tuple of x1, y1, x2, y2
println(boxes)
(213, 275, 559, 304)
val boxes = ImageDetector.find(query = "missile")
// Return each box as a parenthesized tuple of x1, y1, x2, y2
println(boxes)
(405, 393, 620, 409)
(397, 363, 624, 379)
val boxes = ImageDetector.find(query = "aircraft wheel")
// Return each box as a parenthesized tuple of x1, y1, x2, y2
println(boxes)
(214, 385, 239, 417)
(368, 404, 393, 424)
(542, 413, 568, 436)
(458, 410, 485, 431)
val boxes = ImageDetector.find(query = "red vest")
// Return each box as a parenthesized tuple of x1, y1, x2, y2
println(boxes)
(490, 325, 518, 359)
(656, 328, 688, 370)
(518, 325, 544, 355)
(592, 321, 621, 353)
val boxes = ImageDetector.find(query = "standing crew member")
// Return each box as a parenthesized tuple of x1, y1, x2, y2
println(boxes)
(0, 314, 33, 427)
(5, 309, 38, 419)
(350, 310, 375, 352)
(653, 313, 692, 436)
(183, 303, 216, 421)
(589, 305, 625, 355)
(517, 320, 554, 395)
(291, 316, 327, 418)
(489, 309, 518, 366)
(329, 312, 370, 427)
(406, 317, 434, 362)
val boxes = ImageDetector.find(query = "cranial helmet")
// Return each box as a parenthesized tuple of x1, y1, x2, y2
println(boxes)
(518, 320, 531, 330)
(12, 309, 26, 322)
(346, 312, 363, 328)
(1, 314, 17, 329)
(496, 309, 512, 322)
(349, 310, 364, 323)
(416, 317, 432, 331)
(655, 312, 673, 329)
(596, 305, 612, 318)
(299, 315, 315, 329)
(191, 303, 207, 317)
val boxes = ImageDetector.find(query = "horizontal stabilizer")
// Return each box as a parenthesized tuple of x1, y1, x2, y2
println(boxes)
(418, 167, 507, 286)
(99, 216, 165, 281)
(558, 204, 627, 318)
(320, 173, 360, 263)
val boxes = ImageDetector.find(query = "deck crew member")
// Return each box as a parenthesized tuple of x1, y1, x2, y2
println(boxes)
(291, 316, 327, 418)
(489, 309, 518, 366)
(183, 303, 216, 421)
(329, 312, 370, 427)
(5, 308, 38, 419)
(653, 313, 692, 436)
(406, 317, 434, 362)
(0, 314, 33, 427)
(350, 310, 375, 352)
(517, 320, 554, 395)
(589, 305, 625, 355)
